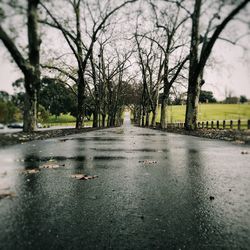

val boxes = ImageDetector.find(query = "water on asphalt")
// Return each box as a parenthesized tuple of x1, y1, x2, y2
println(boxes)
(0, 113, 250, 249)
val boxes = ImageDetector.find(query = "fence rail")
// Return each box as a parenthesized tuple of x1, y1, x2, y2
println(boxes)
(156, 119, 250, 130)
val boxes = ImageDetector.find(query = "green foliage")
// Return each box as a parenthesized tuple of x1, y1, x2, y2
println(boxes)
(37, 105, 50, 123)
(240, 95, 248, 104)
(0, 100, 20, 123)
(39, 78, 77, 117)
(46, 114, 76, 124)
(0, 7, 5, 21)
(199, 90, 217, 103)
(224, 96, 239, 104)
(44, 114, 95, 127)
(12, 78, 25, 92)
(0, 90, 21, 123)
(0, 91, 10, 101)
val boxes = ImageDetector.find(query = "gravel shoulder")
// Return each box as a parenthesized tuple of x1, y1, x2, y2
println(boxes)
(152, 127, 250, 144)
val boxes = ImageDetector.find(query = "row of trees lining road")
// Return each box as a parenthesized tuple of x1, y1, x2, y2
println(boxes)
(0, 0, 249, 131)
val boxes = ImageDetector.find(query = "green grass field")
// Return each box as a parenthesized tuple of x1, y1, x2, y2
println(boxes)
(43, 104, 250, 127)
(44, 114, 92, 127)
(156, 103, 250, 123)
(47, 114, 76, 123)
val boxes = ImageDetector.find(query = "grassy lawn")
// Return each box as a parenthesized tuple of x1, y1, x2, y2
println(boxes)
(44, 114, 93, 127)
(156, 103, 250, 123)
(47, 114, 76, 123)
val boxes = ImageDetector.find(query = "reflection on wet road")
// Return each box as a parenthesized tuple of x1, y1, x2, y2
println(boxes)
(0, 112, 250, 249)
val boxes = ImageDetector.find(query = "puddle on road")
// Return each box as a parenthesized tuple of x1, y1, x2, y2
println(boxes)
(189, 149, 199, 154)
(133, 148, 163, 152)
(137, 133, 158, 136)
(90, 148, 126, 152)
(17, 155, 87, 163)
(93, 156, 127, 161)
(90, 148, 168, 153)
(71, 137, 123, 142)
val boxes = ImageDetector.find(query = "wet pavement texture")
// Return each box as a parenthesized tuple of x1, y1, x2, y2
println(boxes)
(0, 113, 250, 250)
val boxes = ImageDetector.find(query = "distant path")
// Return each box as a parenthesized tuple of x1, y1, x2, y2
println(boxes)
(0, 111, 250, 249)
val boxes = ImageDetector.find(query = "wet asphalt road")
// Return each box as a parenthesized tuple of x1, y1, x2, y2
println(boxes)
(0, 113, 250, 250)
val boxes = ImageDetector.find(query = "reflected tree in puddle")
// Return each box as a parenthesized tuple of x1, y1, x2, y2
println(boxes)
(184, 142, 223, 246)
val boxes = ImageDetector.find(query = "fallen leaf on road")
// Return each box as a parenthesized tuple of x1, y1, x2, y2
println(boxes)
(0, 192, 16, 200)
(241, 151, 248, 155)
(138, 160, 157, 164)
(59, 139, 70, 142)
(0, 171, 7, 177)
(40, 163, 60, 169)
(71, 174, 98, 180)
(234, 140, 245, 144)
(22, 169, 40, 174)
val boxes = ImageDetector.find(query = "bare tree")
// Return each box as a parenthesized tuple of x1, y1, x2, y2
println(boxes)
(0, 0, 41, 132)
(185, 0, 250, 130)
(40, 0, 137, 129)
(135, 33, 163, 127)
(94, 42, 134, 127)
(136, 0, 190, 128)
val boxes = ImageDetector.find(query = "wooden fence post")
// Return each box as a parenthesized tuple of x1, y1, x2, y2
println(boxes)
(202, 122, 204, 129)
(223, 120, 226, 129)
(211, 121, 214, 129)
(248, 120, 250, 129)
(206, 121, 209, 129)
(238, 120, 241, 130)
(230, 120, 233, 129)
(216, 120, 219, 129)
(197, 122, 200, 128)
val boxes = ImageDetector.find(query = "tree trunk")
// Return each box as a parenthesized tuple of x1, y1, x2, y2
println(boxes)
(151, 87, 160, 127)
(102, 114, 106, 127)
(141, 108, 145, 127)
(138, 105, 142, 126)
(160, 86, 170, 129)
(92, 106, 98, 128)
(151, 104, 158, 127)
(160, 101, 167, 129)
(151, 111, 156, 127)
(145, 111, 150, 127)
(23, 74, 38, 132)
(185, 74, 202, 130)
(76, 74, 85, 129)
(185, 0, 201, 130)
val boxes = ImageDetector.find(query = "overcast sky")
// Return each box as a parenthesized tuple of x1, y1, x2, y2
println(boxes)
(1, 39, 249, 100)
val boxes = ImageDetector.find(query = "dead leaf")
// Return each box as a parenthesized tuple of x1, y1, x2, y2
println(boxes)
(241, 151, 249, 155)
(71, 174, 98, 180)
(22, 169, 40, 174)
(40, 163, 60, 169)
(234, 140, 245, 144)
(0, 171, 7, 177)
(138, 160, 157, 164)
(0, 192, 16, 200)
(59, 139, 69, 142)
(209, 196, 215, 200)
